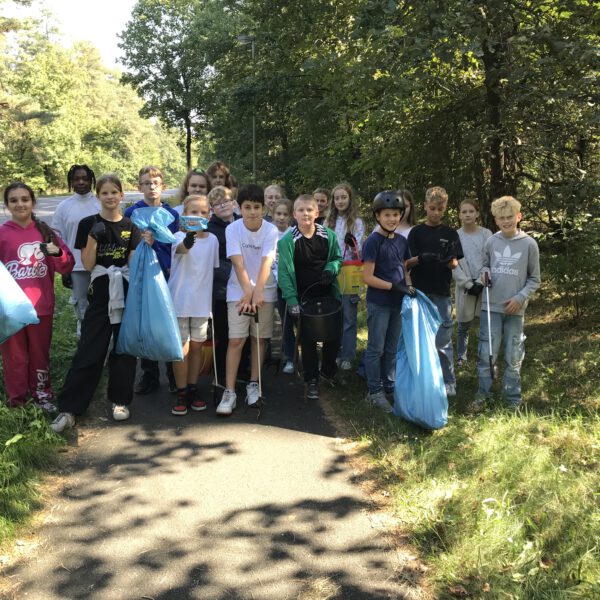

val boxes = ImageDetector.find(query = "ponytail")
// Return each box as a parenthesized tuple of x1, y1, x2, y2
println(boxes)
(32, 213, 58, 244)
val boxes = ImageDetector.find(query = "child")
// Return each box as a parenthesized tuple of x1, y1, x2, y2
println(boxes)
(168, 195, 219, 415)
(125, 165, 179, 394)
(0, 182, 74, 411)
(362, 191, 415, 412)
(51, 164, 100, 337)
(173, 169, 211, 215)
(394, 188, 416, 238)
(271, 199, 296, 374)
(326, 183, 365, 371)
(407, 186, 463, 396)
(278, 194, 342, 400)
(206, 161, 233, 189)
(264, 184, 285, 222)
(313, 188, 329, 225)
(216, 184, 279, 416)
(50, 174, 143, 432)
(452, 200, 492, 367)
(472, 196, 540, 411)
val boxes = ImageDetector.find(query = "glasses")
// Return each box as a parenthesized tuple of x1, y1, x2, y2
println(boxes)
(211, 200, 232, 209)
(140, 181, 162, 188)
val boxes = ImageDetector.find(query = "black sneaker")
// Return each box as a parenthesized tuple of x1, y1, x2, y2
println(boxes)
(135, 376, 159, 395)
(305, 380, 319, 400)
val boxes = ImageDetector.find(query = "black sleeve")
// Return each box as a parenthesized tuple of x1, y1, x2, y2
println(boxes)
(129, 223, 142, 251)
(452, 229, 464, 260)
(407, 226, 419, 257)
(74, 215, 95, 250)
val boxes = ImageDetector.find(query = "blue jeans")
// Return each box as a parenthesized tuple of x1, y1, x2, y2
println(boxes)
(426, 294, 455, 386)
(456, 320, 473, 362)
(477, 311, 525, 405)
(364, 302, 402, 394)
(340, 294, 359, 362)
(276, 290, 296, 361)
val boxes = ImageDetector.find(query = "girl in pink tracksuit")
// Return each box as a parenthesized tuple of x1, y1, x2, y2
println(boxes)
(0, 182, 74, 410)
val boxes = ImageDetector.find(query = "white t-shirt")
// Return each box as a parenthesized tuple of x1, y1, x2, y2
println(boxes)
(169, 232, 220, 317)
(225, 218, 278, 303)
(51, 193, 101, 271)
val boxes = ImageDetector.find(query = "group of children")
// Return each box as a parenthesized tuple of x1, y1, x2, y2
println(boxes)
(0, 161, 541, 432)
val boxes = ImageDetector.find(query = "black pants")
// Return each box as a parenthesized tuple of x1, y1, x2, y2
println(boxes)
(140, 359, 173, 383)
(299, 328, 339, 382)
(58, 277, 136, 415)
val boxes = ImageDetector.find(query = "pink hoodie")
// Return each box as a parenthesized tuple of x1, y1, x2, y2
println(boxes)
(0, 220, 75, 316)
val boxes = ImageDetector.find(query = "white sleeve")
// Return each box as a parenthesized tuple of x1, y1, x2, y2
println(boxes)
(51, 204, 65, 237)
(212, 236, 220, 268)
(355, 218, 365, 251)
(262, 225, 278, 260)
(226, 223, 241, 258)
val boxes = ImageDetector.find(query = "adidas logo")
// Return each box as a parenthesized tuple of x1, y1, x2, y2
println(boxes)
(494, 246, 522, 267)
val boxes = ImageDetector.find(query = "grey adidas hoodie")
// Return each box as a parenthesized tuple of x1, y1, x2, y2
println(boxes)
(481, 230, 541, 316)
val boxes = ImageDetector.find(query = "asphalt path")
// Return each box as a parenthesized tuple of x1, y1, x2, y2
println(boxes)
(4, 371, 422, 599)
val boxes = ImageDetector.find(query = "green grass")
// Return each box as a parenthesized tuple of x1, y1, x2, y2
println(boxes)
(0, 280, 76, 545)
(329, 285, 600, 599)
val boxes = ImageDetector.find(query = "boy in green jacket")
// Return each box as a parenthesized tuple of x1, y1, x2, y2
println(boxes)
(277, 194, 342, 400)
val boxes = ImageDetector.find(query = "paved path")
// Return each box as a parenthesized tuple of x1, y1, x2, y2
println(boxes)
(4, 370, 421, 599)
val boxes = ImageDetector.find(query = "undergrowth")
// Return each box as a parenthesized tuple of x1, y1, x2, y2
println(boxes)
(330, 284, 600, 599)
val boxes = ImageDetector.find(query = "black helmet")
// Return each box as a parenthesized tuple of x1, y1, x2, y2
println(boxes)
(372, 190, 407, 216)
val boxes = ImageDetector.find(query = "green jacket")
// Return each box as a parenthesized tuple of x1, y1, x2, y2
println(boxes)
(277, 224, 342, 307)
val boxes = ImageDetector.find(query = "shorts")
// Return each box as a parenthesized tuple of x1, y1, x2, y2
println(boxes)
(227, 302, 274, 339)
(177, 317, 209, 343)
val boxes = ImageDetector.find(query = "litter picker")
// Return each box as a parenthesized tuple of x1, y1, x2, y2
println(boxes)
(484, 271, 494, 380)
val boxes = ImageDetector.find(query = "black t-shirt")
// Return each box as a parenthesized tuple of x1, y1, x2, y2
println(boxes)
(294, 232, 329, 299)
(408, 223, 463, 296)
(75, 214, 141, 268)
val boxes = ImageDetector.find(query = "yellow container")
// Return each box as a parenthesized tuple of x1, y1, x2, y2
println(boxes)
(338, 260, 364, 294)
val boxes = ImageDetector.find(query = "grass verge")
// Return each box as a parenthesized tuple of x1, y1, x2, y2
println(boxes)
(0, 280, 76, 546)
(328, 285, 599, 599)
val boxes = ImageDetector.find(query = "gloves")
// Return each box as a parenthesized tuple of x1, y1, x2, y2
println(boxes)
(183, 231, 196, 250)
(320, 269, 334, 286)
(467, 280, 484, 296)
(39, 242, 62, 257)
(287, 304, 300, 317)
(90, 222, 107, 242)
(344, 232, 357, 247)
(61, 273, 73, 289)
(391, 282, 417, 297)
(418, 252, 440, 265)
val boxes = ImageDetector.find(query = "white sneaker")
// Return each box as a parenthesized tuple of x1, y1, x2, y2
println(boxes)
(445, 383, 457, 397)
(50, 412, 75, 433)
(367, 391, 393, 413)
(282, 361, 294, 374)
(246, 381, 260, 406)
(112, 404, 130, 421)
(340, 360, 352, 371)
(216, 389, 237, 416)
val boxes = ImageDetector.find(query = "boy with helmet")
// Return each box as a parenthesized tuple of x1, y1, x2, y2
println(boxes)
(361, 190, 416, 412)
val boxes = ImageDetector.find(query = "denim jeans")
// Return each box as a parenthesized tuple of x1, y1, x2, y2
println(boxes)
(340, 294, 359, 362)
(364, 302, 403, 394)
(456, 320, 473, 362)
(477, 311, 525, 405)
(426, 294, 455, 386)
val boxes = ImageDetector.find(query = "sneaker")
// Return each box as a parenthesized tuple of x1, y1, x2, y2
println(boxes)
(467, 394, 487, 414)
(50, 412, 75, 433)
(112, 404, 130, 421)
(246, 381, 260, 407)
(35, 399, 57, 413)
(507, 400, 523, 413)
(305, 380, 319, 400)
(367, 391, 393, 413)
(135, 376, 159, 395)
(445, 382, 457, 397)
(190, 397, 207, 412)
(339, 360, 352, 371)
(384, 388, 395, 402)
(216, 389, 237, 416)
(282, 361, 294, 374)
(171, 391, 188, 416)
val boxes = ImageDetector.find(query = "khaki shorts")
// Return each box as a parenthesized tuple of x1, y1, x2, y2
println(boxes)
(227, 302, 274, 339)
(177, 317, 209, 343)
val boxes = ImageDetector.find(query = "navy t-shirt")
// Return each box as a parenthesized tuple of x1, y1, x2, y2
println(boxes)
(362, 231, 411, 306)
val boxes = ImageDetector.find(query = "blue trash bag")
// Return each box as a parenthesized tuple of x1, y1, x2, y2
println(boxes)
(116, 207, 183, 361)
(393, 291, 448, 430)
(0, 260, 40, 344)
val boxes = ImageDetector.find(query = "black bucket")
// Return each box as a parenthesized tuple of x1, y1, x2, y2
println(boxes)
(300, 295, 342, 342)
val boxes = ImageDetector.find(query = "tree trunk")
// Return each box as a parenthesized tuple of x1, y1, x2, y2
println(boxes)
(184, 113, 192, 170)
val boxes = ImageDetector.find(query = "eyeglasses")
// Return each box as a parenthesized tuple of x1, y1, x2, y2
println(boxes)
(140, 181, 162, 188)
(211, 200, 232, 209)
